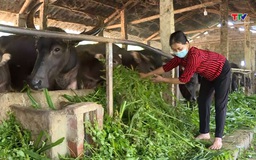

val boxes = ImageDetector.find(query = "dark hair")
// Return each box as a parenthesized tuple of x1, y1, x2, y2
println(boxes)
(169, 30, 189, 46)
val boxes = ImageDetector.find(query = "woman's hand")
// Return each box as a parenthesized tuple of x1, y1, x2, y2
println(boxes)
(139, 73, 148, 79)
(151, 74, 164, 83)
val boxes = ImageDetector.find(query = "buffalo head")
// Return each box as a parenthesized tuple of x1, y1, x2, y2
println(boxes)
(29, 27, 79, 90)
(26, 2, 104, 90)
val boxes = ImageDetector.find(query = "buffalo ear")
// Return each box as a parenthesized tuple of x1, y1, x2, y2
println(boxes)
(94, 53, 105, 60)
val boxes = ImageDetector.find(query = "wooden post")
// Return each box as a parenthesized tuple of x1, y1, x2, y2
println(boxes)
(120, 9, 128, 49)
(16, 14, 26, 27)
(39, 0, 48, 29)
(244, 16, 253, 94)
(160, 0, 178, 103)
(220, 0, 229, 58)
(17, 0, 33, 27)
(106, 42, 113, 117)
(244, 16, 252, 70)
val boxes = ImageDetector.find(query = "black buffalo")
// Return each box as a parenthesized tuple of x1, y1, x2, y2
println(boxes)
(75, 43, 163, 89)
(0, 35, 37, 91)
(230, 62, 251, 92)
(178, 67, 200, 102)
(29, 27, 79, 90)
(26, 2, 104, 90)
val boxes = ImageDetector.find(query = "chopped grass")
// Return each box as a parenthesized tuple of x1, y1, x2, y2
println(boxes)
(61, 65, 256, 159)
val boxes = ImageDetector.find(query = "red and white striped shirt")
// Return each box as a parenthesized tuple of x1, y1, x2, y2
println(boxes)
(163, 47, 226, 83)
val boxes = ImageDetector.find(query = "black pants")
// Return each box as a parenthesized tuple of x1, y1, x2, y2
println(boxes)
(197, 60, 231, 138)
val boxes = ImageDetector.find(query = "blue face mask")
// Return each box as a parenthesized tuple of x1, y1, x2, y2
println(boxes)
(175, 48, 188, 58)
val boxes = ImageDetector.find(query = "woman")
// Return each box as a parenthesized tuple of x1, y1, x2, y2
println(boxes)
(140, 31, 231, 150)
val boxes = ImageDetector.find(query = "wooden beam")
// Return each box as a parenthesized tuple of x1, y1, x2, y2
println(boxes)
(39, 0, 48, 30)
(120, 9, 127, 49)
(89, 0, 117, 10)
(191, 39, 256, 45)
(185, 27, 220, 34)
(17, 0, 33, 27)
(244, 16, 253, 70)
(106, 0, 221, 29)
(105, 24, 121, 29)
(19, 0, 33, 14)
(207, 9, 221, 15)
(143, 31, 159, 42)
(104, 0, 135, 24)
(152, 25, 220, 41)
(49, 4, 95, 21)
(130, 15, 160, 25)
(143, 12, 196, 42)
(219, 0, 229, 58)
(151, 20, 256, 41)
(131, 0, 221, 25)
(49, 0, 57, 3)
(176, 12, 197, 23)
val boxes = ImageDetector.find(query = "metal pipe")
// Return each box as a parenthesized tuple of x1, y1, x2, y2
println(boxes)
(0, 24, 172, 58)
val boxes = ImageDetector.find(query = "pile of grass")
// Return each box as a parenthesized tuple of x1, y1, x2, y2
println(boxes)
(62, 65, 256, 159)
(0, 113, 54, 159)
(1, 64, 255, 159)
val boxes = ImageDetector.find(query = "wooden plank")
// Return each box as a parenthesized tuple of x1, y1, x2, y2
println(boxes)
(106, 42, 113, 117)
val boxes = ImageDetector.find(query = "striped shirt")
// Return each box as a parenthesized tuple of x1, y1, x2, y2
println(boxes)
(163, 47, 226, 83)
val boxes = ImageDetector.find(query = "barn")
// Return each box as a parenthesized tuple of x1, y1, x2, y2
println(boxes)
(0, 0, 255, 159)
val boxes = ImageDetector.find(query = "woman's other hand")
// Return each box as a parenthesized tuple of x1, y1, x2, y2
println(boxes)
(151, 74, 164, 83)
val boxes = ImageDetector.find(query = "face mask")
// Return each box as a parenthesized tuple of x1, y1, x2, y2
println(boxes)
(175, 48, 188, 58)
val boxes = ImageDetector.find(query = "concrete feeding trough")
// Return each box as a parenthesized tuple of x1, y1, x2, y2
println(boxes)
(0, 89, 104, 159)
